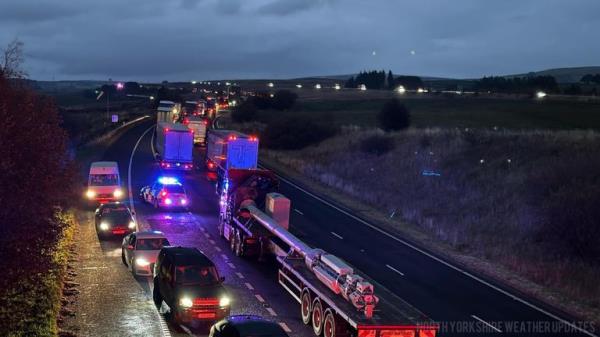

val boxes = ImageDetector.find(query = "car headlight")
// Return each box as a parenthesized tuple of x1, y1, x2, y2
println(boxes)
(219, 296, 230, 307)
(179, 297, 193, 308)
(86, 190, 96, 199)
(99, 222, 109, 231)
(128, 221, 136, 229)
(113, 189, 123, 198)
(135, 258, 150, 267)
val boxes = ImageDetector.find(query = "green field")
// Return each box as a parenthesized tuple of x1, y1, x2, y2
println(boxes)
(261, 97, 600, 130)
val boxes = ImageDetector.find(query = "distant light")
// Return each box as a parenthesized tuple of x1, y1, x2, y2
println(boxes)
(359, 84, 367, 91)
(164, 198, 172, 205)
(410, 50, 416, 55)
(217, 82, 221, 85)
(417, 88, 425, 93)
(225, 82, 231, 86)
(296, 84, 303, 89)
(372, 51, 377, 56)
(397, 86, 406, 94)
(267, 82, 274, 88)
(149, 96, 155, 100)
(536, 91, 547, 99)
(480, 159, 485, 164)
(116, 82, 124, 90)
(269, 93, 274, 98)
(334, 84, 341, 90)
(315, 84, 321, 89)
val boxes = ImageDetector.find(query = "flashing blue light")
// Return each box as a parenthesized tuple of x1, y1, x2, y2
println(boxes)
(158, 177, 180, 185)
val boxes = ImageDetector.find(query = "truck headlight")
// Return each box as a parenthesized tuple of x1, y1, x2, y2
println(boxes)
(179, 297, 193, 308)
(135, 258, 150, 267)
(128, 221, 136, 229)
(99, 222, 109, 231)
(113, 189, 123, 198)
(219, 296, 230, 307)
(86, 190, 96, 199)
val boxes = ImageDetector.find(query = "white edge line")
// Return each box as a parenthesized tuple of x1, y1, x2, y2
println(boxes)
(128, 126, 155, 220)
(266, 307, 278, 316)
(471, 315, 502, 333)
(279, 322, 292, 333)
(236, 272, 245, 279)
(294, 208, 304, 215)
(245, 282, 254, 290)
(331, 231, 343, 240)
(385, 264, 405, 276)
(150, 128, 158, 158)
(255, 294, 265, 303)
(266, 168, 598, 337)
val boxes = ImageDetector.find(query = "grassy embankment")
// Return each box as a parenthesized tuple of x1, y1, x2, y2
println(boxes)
(234, 95, 600, 323)
(0, 212, 76, 337)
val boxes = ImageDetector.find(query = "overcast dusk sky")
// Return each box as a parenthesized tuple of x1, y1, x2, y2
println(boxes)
(1, 0, 599, 82)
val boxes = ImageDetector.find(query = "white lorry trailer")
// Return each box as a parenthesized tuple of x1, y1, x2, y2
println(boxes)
(155, 122, 194, 170)
(205, 129, 258, 173)
(184, 116, 208, 146)
(217, 169, 438, 337)
(157, 100, 181, 123)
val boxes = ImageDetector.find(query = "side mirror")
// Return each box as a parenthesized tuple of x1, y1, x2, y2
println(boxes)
(127, 245, 134, 250)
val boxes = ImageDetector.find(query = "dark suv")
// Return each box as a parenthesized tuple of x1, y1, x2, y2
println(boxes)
(153, 247, 230, 324)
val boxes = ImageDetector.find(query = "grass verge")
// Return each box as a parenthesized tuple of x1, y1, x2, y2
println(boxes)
(0, 211, 76, 337)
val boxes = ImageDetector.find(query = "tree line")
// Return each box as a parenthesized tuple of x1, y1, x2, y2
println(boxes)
(580, 74, 600, 84)
(474, 75, 559, 93)
(344, 70, 424, 90)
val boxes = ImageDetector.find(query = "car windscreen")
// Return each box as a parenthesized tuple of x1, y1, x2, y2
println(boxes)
(136, 238, 170, 250)
(165, 185, 185, 193)
(175, 265, 219, 285)
(104, 211, 131, 223)
(90, 174, 118, 186)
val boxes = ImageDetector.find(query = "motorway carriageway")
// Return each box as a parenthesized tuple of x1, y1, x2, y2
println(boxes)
(97, 118, 596, 337)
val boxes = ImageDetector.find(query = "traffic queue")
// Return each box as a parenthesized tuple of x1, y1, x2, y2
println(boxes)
(83, 98, 290, 336)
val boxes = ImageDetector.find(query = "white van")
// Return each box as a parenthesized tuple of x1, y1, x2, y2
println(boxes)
(86, 161, 123, 202)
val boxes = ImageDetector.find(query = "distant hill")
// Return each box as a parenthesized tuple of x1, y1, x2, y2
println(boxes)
(504, 66, 600, 83)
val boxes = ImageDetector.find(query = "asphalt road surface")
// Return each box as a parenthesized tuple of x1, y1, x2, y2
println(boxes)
(81, 118, 597, 337)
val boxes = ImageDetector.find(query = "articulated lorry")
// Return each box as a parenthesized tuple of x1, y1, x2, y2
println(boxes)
(155, 122, 194, 170)
(217, 168, 438, 337)
(157, 100, 181, 123)
(205, 129, 258, 173)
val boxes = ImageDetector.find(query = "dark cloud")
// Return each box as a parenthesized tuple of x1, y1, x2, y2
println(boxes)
(0, 0, 599, 81)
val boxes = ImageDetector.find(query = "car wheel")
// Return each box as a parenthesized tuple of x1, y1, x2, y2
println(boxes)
(153, 278, 162, 308)
(121, 250, 127, 265)
(234, 232, 244, 257)
(130, 260, 138, 278)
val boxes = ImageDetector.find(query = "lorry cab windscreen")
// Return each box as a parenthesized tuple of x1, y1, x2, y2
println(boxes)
(90, 174, 118, 186)
(175, 265, 220, 285)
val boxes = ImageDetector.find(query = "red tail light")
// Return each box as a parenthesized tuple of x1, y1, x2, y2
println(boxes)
(193, 298, 219, 306)
(183, 118, 189, 125)
(203, 120, 208, 125)
(164, 128, 170, 132)
(228, 135, 237, 141)
(161, 190, 167, 197)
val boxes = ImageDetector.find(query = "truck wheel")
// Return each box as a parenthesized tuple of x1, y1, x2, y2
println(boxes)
(301, 290, 312, 325)
(323, 309, 337, 337)
(229, 229, 237, 252)
(311, 298, 324, 336)
(152, 280, 162, 308)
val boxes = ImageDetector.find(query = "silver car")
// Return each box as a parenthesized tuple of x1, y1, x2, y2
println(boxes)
(121, 231, 170, 277)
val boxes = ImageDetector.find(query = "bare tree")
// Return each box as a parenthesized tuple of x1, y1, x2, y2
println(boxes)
(1, 38, 27, 79)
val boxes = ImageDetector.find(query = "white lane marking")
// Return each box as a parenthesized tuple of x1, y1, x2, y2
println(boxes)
(279, 323, 292, 333)
(221, 254, 229, 260)
(179, 324, 199, 337)
(471, 315, 502, 333)
(128, 125, 155, 220)
(294, 208, 304, 215)
(150, 128, 157, 158)
(386, 264, 405, 276)
(200, 227, 206, 231)
(245, 283, 254, 290)
(215, 246, 222, 252)
(265, 166, 598, 337)
(255, 294, 265, 303)
(331, 231, 343, 240)
(227, 262, 236, 269)
(204, 233, 210, 238)
(235, 272, 245, 279)
(266, 307, 277, 317)
(209, 239, 216, 245)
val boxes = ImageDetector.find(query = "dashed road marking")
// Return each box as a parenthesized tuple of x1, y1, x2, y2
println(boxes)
(236, 272, 245, 279)
(200, 227, 206, 231)
(279, 322, 292, 333)
(331, 231, 343, 240)
(255, 294, 265, 303)
(227, 262, 236, 269)
(209, 239, 216, 245)
(266, 307, 277, 316)
(221, 254, 229, 260)
(471, 315, 502, 333)
(204, 233, 210, 238)
(294, 208, 304, 215)
(386, 264, 405, 276)
(215, 246, 222, 252)
(245, 283, 254, 290)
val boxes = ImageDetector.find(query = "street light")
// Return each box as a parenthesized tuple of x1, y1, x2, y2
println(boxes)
(267, 82, 274, 88)
(315, 84, 321, 89)
(334, 84, 341, 90)
(296, 84, 303, 88)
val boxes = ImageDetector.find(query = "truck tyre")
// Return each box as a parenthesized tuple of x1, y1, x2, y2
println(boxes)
(153, 280, 162, 308)
(312, 298, 324, 336)
(301, 290, 312, 325)
(229, 229, 237, 252)
(323, 309, 337, 337)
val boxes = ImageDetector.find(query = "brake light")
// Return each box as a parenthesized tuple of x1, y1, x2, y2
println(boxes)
(164, 128, 169, 132)
(249, 136, 258, 141)
(183, 118, 189, 125)
(161, 190, 167, 197)
(228, 135, 237, 141)
(203, 120, 208, 125)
